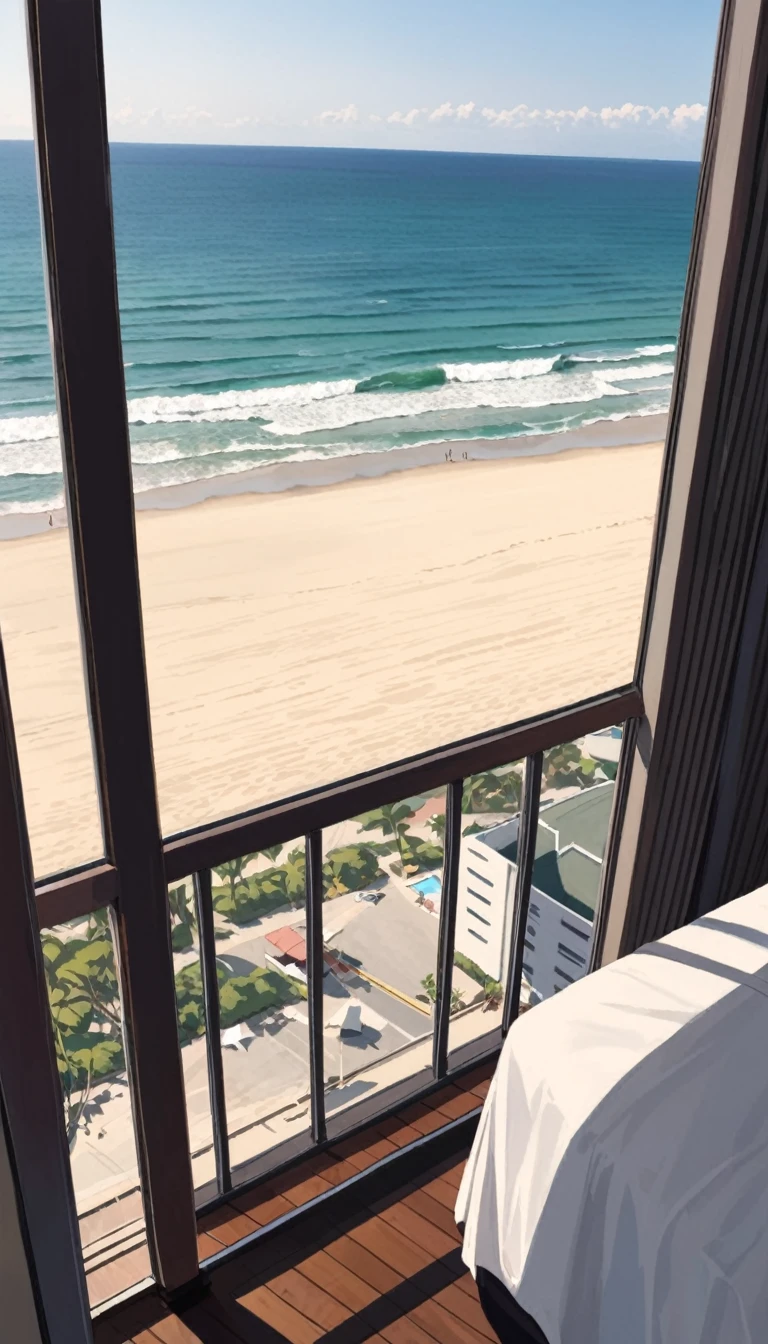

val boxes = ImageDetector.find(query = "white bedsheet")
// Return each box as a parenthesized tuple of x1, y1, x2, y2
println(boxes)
(456, 885, 768, 1344)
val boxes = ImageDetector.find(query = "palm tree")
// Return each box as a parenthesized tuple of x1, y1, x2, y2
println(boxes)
(358, 801, 416, 874)
(214, 854, 256, 911)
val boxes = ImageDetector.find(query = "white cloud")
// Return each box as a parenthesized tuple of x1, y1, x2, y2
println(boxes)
(482, 104, 529, 126)
(387, 107, 425, 126)
(318, 103, 358, 124)
(429, 101, 454, 121)
(169, 107, 214, 125)
(481, 100, 706, 134)
(670, 102, 707, 129)
(457, 101, 476, 120)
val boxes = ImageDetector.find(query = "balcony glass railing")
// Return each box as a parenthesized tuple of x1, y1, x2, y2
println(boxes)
(32, 687, 638, 1309)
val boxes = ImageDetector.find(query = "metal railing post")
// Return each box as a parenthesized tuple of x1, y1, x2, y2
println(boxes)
(194, 870, 231, 1193)
(433, 780, 463, 1078)
(503, 753, 543, 1035)
(25, 0, 199, 1297)
(306, 831, 327, 1143)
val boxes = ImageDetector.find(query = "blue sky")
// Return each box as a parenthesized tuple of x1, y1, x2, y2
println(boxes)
(2, 0, 722, 158)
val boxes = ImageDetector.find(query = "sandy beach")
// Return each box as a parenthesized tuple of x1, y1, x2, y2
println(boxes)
(0, 437, 664, 880)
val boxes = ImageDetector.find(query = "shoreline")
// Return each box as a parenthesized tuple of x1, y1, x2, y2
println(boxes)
(0, 412, 668, 540)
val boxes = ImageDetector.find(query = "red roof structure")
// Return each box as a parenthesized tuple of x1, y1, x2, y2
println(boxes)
(265, 926, 307, 962)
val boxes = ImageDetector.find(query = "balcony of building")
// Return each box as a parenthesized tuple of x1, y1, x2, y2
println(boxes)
(5, 1, 768, 1343)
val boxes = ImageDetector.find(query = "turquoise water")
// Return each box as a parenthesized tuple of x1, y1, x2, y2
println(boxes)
(412, 874, 442, 898)
(0, 141, 699, 515)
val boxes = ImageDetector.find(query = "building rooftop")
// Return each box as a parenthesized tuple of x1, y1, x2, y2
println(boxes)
(265, 925, 307, 960)
(498, 782, 614, 921)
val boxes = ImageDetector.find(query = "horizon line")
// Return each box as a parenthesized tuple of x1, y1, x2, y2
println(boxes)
(0, 135, 703, 166)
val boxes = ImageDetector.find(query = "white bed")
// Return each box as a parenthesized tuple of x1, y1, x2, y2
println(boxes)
(456, 884, 768, 1344)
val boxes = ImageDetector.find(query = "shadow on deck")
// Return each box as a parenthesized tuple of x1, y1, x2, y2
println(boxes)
(93, 1063, 495, 1344)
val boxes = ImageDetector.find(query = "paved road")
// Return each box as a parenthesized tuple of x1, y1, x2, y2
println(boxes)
(70, 882, 438, 1210)
(332, 888, 439, 1001)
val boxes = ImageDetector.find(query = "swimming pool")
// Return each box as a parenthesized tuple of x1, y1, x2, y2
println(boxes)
(412, 873, 441, 898)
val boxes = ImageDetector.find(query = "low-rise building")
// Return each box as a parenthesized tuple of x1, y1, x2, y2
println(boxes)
(455, 782, 614, 1002)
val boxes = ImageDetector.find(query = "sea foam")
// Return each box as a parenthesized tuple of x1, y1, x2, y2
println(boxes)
(0, 350, 676, 452)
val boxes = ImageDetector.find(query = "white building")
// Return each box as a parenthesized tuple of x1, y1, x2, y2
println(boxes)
(455, 781, 614, 1003)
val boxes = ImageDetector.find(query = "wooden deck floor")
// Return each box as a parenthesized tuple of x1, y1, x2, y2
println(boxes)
(93, 1063, 495, 1344)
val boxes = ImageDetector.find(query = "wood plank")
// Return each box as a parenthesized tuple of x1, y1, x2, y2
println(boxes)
(197, 1205, 259, 1247)
(93, 1320, 134, 1344)
(266, 1266, 351, 1330)
(212, 1229, 303, 1296)
(86, 1243, 152, 1309)
(270, 1161, 317, 1193)
(280, 1172, 334, 1206)
(139, 1310, 240, 1344)
(410, 1299, 489, 1344)
(296, 1247, 381, 1312)
(348, 1216, 434, 1277)
(438, 1162, 466, 1190)
(318, 1157, 361, 1187)
(368, 1182, 417, 1216)
(432, 1092, 481, 1122)
(373, 1118, 424, 1149)
(197, 1231, 224, 1260)
(230, 1185, 295, 1225)
(323, 1232, 404, 1294)
(401, 1188, 461, 1242)
(453, 1273, 479, 1298)
(422, 1085, 463, 1112)
(456, 1061, 494, 1089)
(468, 1079, 491, 1101)
(434, 1283, 496, 1342)
(377, 1202, 458, 1261)
(395, 1105, 447, 1137)
(379, 1317, 442, 1344)
(237, 1283, 322, 1344)
(421, 1175, 461, 1212)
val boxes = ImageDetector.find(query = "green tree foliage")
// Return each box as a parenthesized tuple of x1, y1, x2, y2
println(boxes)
(169, 880, 197, 951)
(420, 971, 437, 1003)
(173, 961, 304, 1045)
(212, 843, 382, 924)
(283, 847, 307, 904)
(324, 844, 382, 896)
(542, 743, 600, 789)
(429, 811, 446, 842)
(44, 903, 308, 1148)
(358, 801, 416, 873)
(358, 803, 443, 876)
(213, 854, 257, 911)
(454, 950, 503, 1009)
(419, 972, 465, 1015)
(42, 923, 124, 1147)
(462, 768, 522, 815)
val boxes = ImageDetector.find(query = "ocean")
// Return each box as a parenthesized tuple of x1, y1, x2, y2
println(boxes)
(0, 141, 699, 517)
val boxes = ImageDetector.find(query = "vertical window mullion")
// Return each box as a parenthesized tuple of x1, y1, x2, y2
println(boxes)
(0, 638, 92, 1341)
(25, 0, 199, 1296)
(588, 717, 639, 973)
